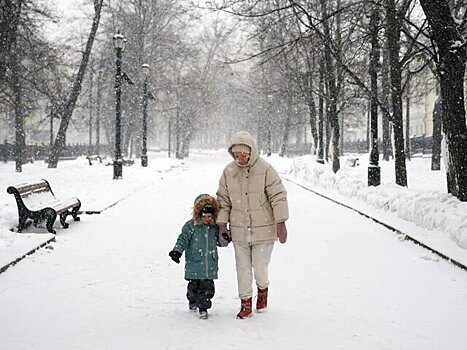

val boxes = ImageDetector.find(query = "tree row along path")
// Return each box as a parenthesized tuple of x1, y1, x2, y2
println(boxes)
(1, 154, 466, 350)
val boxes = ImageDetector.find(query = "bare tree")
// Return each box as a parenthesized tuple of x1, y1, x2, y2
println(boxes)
(48, 0, 104, 168)
(0, 0, 64, 171)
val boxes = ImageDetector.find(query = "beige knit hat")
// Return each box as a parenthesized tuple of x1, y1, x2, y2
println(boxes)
(231, 144, 251, 154)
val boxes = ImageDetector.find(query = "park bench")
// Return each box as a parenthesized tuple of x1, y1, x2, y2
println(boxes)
(123, 158, 135, 166)
(86, 155, 102, 166)
(7, 179, 81, 234)
(345, 157, 359, 167)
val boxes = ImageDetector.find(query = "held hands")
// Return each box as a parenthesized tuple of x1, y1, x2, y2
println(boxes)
(218, 223, 231, 247)
(169, 250, 182, 264)
(276, 222, 288, 244)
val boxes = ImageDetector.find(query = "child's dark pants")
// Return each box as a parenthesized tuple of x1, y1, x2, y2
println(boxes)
(186, 279, 215, 310)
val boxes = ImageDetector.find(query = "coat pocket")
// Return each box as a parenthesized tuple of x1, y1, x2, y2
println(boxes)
(186, 250, 202, 261)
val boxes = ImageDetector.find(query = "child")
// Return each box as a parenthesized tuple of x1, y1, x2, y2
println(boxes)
(169, 194, 221, 320)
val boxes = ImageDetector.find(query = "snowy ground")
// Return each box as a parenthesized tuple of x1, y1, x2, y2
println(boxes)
(1, 151, 467, 349)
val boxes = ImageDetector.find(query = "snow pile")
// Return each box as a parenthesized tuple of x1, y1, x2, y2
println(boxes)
(288, 155, 467, 249)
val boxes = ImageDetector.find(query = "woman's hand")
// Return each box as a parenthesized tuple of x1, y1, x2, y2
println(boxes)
(218, 223, 231, 247)
(276, 222, 288, 244)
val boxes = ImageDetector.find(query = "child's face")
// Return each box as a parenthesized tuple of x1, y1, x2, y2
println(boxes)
(202, 213, 213, 224)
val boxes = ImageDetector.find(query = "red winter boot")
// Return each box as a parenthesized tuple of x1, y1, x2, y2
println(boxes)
(236, 298, 253, 319)
(256, 287, 268, 313)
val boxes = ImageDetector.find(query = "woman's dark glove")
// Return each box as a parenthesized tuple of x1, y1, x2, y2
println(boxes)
(276, 222, 288, 244)
(169, 250, 182, 264)
(218, 223, 231, 247)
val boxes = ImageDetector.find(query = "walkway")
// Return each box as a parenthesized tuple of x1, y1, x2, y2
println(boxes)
(1, 154, 466, 350)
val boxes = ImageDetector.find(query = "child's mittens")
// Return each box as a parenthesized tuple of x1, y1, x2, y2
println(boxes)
(169, 250, 182, 264)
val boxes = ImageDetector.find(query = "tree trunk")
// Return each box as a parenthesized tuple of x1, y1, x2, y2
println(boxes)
(2, 0, 23, 171)
(420, 0, 467, 200)
(299, 36, 318, 153)
(405, 84, 411, 160)
(0, 0, 22, 89)
(317, 61, 325, 164)
(368, 6, 381, 186)
(329, 91, 340, 173)
(168, 113, 172, 158)
(88, 62, 93, 156)
(386, 0, 407, 187)
(175, 107, 183, 160)
(320, 0, 340, 173)
(305, 71, 319, 152)
(339, 113, 344, 156)
(325, 103, 331, 162)
(308, 103, 318, 153)
(12, 43, 24, 172)
(431, 96, 442, 171)
(279, 92, 291, 157)
(381, 32, 393, 161)
(48, 0, 104, 168)
(96, 68, 102, 155)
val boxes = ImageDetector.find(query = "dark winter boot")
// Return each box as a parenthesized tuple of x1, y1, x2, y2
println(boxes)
(236, 298, 253, 319)
(256, 287, 268, 313)
(199, 308, 208, 320)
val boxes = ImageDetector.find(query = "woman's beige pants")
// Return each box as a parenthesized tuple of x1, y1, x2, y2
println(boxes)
(233, 242, 275, 299)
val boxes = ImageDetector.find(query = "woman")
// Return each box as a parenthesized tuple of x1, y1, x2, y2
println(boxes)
(216, 130, 289, 319)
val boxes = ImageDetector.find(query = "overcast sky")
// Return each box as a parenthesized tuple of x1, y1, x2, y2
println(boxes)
(43, 0, 91, 42)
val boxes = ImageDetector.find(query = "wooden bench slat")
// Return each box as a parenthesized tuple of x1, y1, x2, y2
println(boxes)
(15, 181, 50, 195)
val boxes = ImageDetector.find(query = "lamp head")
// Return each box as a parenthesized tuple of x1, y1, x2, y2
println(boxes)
(142, 63, 150, 77)
(113, 32, 126, 51)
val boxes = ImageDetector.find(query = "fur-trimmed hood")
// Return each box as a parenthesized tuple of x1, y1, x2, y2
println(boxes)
(192, 194, 220, 225)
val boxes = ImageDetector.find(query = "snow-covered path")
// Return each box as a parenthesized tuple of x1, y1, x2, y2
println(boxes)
(1, 154, 467, 350)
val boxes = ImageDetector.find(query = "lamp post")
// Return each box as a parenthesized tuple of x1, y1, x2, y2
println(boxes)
(368, 9, 381, 186)
(113, 32, 126, 179)
(141, 63, 149, 167)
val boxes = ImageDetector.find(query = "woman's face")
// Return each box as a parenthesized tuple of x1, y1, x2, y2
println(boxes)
(233, 152, 250, 166)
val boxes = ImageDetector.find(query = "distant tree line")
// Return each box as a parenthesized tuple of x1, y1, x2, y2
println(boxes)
(206, 0, 467, 201)
(0, 0, 248, 168)
(2, 0, 467, 201)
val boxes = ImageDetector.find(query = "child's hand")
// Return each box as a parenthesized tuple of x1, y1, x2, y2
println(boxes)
(169, 250, 182, 264)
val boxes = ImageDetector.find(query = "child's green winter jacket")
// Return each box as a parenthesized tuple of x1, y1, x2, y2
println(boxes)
(173, 219, 219, 280)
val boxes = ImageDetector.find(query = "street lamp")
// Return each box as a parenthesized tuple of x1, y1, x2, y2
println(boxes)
(113, 31, 126, 179)
(141, 63, 149, 167)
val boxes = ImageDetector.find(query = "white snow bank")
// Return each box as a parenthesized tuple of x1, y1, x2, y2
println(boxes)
(288, 155, 467, 249)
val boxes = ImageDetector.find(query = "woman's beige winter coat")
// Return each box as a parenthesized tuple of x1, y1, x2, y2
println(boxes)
(216, 131, 289, 245)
